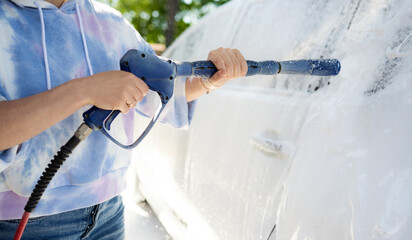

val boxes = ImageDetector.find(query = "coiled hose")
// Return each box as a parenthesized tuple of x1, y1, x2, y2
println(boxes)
(13, 123, 93, 240)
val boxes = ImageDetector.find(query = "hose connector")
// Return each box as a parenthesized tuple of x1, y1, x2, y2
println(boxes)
(74, 123, 93, 140)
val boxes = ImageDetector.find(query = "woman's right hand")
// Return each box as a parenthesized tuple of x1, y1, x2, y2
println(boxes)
(78, 70, 149, 113)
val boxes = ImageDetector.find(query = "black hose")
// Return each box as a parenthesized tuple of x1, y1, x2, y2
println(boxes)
(24, 135, 82, 213)
(13, 123, 92, 240)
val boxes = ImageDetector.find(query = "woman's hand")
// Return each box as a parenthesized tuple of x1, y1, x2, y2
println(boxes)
(79, 70, 149, 113)
(207, 47, 248, 87)
(185, 48, 248, 102)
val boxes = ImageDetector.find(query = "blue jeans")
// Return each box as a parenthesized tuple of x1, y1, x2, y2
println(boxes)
(0, 195, 124, 240)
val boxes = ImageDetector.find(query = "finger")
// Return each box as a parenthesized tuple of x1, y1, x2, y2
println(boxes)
(120, 84, 139, 107)
(234, 49, 248, 76)
(125, 94, 136, 109)
(134, 78, 149, 97)
(228, 50, 241, 78)
(120, 85, 142, 110)
(131, 85, 144, 103)
(208, 50, 226, 72)
(208, 54, 227, 81)
(122, 71, 149, 97)
(220, 49, 234, 78)
(119, 102, 131, 113)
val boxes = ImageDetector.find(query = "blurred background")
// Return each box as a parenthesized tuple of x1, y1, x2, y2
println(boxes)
(97, 0, 230, 53)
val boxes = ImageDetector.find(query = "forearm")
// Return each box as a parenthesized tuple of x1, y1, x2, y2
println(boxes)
(185, 77, 210, 102)
(0, 78, 88, 151)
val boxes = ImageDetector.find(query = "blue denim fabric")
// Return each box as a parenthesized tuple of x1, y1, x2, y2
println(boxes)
(0, 195, 124, 240)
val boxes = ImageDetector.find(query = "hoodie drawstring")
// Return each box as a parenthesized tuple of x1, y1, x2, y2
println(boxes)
(34, 1, 94, 91)
(34, 1, 52, 90)
(75, 1, 94, 75)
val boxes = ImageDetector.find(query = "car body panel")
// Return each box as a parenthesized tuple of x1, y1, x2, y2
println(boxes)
(132, 0, 412, 239)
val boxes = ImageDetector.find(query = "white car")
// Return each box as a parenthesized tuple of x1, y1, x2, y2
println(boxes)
(131, 0, 412, 239)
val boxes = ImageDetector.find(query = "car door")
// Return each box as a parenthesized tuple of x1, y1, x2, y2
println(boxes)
(131, 0, 412, 239)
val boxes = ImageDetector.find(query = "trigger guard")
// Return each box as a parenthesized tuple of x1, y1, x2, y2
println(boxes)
(101, 101, 166, 149)
(125, 101, 166, 149)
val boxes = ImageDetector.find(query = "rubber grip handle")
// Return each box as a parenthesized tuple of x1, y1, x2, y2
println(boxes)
(191, 60, 277, 78)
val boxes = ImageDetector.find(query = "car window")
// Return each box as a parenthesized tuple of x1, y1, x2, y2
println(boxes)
(165, 4, 239, 61)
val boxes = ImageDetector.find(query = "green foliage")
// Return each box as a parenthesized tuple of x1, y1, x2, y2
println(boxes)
(98, 0, 230, 45)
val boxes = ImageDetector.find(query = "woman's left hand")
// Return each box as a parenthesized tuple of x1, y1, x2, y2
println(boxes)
(207, 47, 248, 87)
(185, 47, 248, 102)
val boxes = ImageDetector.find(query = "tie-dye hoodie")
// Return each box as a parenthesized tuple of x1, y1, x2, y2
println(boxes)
(0, 0, 195, 219)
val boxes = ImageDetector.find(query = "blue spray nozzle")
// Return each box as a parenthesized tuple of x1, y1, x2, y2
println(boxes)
(279, 59, 341, 76)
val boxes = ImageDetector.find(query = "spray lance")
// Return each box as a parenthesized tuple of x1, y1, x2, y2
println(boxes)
(13, 49, 341, 239)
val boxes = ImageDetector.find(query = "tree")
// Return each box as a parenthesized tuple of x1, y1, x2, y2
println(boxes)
(100, 0, 230, 47)
(165, 0, 180, 47)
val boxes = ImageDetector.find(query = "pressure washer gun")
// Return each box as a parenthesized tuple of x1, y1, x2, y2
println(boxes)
(13, 49, 340, 240)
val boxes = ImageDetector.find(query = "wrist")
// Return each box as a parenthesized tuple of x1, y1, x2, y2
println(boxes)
(199, 78, 221, 94)
(71, 77, 94, 106)
(203, 78, 219, 91)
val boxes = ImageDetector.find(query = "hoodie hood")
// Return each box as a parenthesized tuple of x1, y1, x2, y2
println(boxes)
(11, 0, 61, 9)
(10, 0, 79, 13)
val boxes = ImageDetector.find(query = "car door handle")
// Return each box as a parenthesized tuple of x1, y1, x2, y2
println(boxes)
(250, 132, 296, 159)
